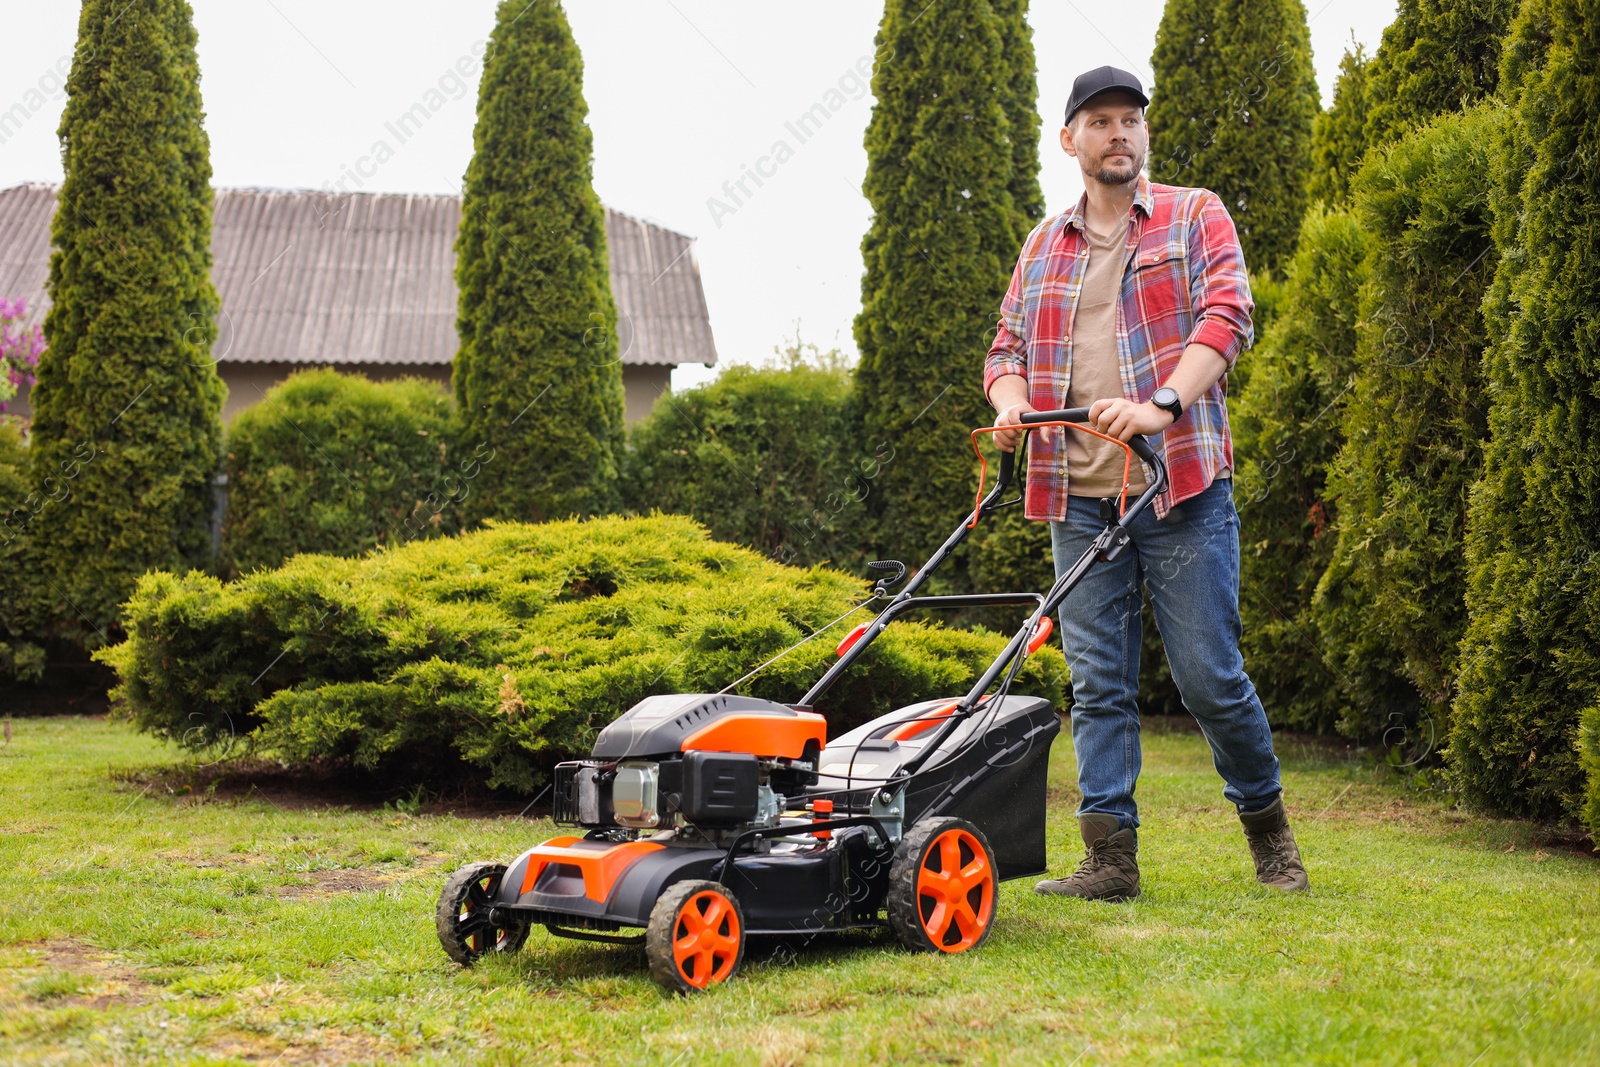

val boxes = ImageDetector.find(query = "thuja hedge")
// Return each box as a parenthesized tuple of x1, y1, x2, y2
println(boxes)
(1233, 206, 1371, 735)
(100, 514, 1067, 791)
(220, 370, 459, 577)
(1315, 105, 1501, 751)
(1447, 0, 1600, 826)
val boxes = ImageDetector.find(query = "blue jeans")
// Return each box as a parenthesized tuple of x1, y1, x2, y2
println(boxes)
(1049, 477, 1282, 831)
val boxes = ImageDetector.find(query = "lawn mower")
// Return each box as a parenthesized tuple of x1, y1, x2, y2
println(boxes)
(436, 409, 1168, 992)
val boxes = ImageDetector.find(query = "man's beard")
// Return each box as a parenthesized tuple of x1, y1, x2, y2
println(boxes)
(1089, 146, 1143, 187)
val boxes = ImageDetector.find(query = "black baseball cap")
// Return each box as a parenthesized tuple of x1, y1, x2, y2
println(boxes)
(1064, 66, 1150, 124)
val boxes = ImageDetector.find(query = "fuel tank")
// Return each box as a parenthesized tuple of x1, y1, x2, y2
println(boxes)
(591, 693, 826, 761)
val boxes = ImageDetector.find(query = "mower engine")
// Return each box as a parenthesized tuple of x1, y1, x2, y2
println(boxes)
(552, 693, 824, 841)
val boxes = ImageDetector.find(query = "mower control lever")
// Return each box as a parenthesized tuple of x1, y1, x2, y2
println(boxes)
(867, 559, 907, 595)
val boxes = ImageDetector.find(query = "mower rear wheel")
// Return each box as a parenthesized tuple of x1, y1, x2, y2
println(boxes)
(887, 817, 997, 954)
(645, 880, 746, 993)
(435, 862, 531, 966)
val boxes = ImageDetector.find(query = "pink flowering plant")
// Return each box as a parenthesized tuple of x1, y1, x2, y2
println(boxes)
(0, 298, 44, 413)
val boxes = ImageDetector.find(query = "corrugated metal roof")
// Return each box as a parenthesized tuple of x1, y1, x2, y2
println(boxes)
(0, 184, 716, 368)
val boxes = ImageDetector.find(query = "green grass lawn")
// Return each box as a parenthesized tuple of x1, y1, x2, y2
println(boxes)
(0, 715, 1595, 1066)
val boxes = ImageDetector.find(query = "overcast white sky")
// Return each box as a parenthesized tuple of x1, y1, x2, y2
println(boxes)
(2, 1, 1396, 390)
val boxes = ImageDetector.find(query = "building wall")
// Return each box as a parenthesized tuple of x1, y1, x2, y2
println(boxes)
(5, 362, 676, 425)
(624, 364, 673, 424)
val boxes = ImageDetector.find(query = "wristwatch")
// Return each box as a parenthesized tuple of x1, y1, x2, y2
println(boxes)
(1150, 385, 1182, 424)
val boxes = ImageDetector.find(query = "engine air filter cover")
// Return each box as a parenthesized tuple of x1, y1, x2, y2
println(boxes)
(680, 750, 759, 823)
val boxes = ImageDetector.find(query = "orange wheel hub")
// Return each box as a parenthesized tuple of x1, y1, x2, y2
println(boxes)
(671, 889, 742, 988)
(915, 828, 994, 952)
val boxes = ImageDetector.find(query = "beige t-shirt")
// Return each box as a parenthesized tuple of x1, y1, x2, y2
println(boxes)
(1065, 217, 1147, 498)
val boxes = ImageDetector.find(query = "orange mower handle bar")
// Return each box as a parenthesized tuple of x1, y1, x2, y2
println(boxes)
(969, 408, 1166, 529)
(797, 408, 1168, 716)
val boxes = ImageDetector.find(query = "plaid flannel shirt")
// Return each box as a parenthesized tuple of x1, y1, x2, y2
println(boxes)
(984, 176, 1254, 522)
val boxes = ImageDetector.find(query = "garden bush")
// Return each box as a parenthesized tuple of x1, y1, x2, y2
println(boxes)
(0, 297, 44, 413)
(990, 0, 1045, 229)
(0, 423, 45, 681)
(220, 369, 459, 577)
(100, 514, 1067, 792)
(1360, 0, 1513, 151)
(1306, 45, 1373, 208)
(968, 502, 1054, 602)
(622, 360, 869, 572)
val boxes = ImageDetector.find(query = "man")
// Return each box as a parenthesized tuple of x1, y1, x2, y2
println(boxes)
(985, 66, 1308, 900)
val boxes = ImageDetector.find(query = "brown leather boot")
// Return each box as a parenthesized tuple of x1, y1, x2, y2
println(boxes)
(1034, 813, 1140, 900)
(1239, 797, 1309, 890)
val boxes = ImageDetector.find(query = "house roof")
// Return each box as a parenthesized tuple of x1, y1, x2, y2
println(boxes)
(0, 183, 716, 368)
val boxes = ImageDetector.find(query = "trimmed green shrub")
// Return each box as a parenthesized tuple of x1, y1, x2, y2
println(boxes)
(855, 0, 1027, 592)
(968, 503, 1053, 603)
(100, 515, 1067, 791)
(29, 0, 226, 648)
(622, 361, 871, 572)
(1362, 0, 1515, 150)
(1148, 0, 1320, 275)
(452, 0, 624, 525)
(1314, 105, 1501, 756)
(1306, 44, 1373, 207)
(220, 370, 459, 578)
(1447, 0, 1597, 824)
(1232, 207, 1372, 735)
(0, 423, 45, 682)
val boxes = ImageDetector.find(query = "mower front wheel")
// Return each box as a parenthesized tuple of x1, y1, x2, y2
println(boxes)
(436, 862, 531, 966)
(645, 879, 747, 993)
(888, 817, 997, 954)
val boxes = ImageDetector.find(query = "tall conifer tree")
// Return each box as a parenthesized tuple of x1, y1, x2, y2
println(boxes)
(1305, 45, 1373, 207)
(1448, 0, 1599, 822)
(855, 0, 1024, 585)
(968, 0, 1053, 602)
(990, 0, 1045, 228)
(1147, 0, 1319, 274)
(31, 0, 224, 646)
(1362, 0, 1517, 149)
(454, 0, 623, 524)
